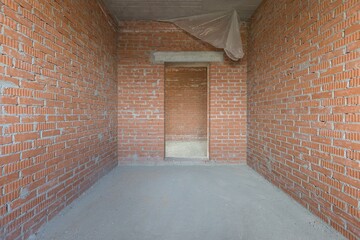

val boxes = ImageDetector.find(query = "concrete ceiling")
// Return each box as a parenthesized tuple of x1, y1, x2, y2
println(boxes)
(102, 0, 263, 21)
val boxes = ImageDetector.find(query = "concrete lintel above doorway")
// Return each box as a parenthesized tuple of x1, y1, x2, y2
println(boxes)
(151, 51, 224, 64)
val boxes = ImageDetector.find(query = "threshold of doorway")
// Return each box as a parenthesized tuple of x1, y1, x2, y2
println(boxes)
(165, 157, 210, 165)
(165, 157, 209, 162)
(164, 157, 243, 166)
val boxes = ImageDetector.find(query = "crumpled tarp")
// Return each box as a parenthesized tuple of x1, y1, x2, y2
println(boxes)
(161, 10, 244, 61)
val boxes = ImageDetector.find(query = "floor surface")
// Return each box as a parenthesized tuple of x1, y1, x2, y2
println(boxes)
(37, 166, 344, 240)
(166, 140, 207, 158)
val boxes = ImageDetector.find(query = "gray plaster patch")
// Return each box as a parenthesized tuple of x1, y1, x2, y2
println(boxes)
(20, 187, 30, 199)
(28, 235, 37, 240)
(131, 153, 138, 161)
(0, 80, 18, 93)
(92, 156, 100, 163)
(98, 133, 103, 141)
(299, 61, 311, 71)
(266, 157, 273, 172)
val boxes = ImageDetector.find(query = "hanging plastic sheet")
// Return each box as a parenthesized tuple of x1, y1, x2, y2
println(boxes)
(161, 10, 244, 61)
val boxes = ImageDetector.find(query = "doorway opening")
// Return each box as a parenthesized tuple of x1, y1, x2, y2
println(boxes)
(165, 64, 209, 159)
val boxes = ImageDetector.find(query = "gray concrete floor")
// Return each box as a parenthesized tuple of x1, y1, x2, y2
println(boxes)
(166, 141, 207, 158)
(37, 166, 344, 240)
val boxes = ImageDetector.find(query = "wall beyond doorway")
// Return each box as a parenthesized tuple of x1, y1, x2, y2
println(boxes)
(165, 67, 208, 142)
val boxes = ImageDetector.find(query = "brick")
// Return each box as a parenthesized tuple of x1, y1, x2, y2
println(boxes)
(330, 188, 358, 207)
(6, 67, 35, 81)
(335, 123, 360, 132)
(14, 132, 39, 142)
(334, 87, 360, 97)
(0, 154, 20, 165)
(0, 116, 20, 124)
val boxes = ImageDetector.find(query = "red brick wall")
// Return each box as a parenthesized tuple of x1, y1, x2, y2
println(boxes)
(165, 67, 207, 141)
(0, 1, 118, 239)
(248, 0, 360, 239)
(118, 21, 247, 163)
